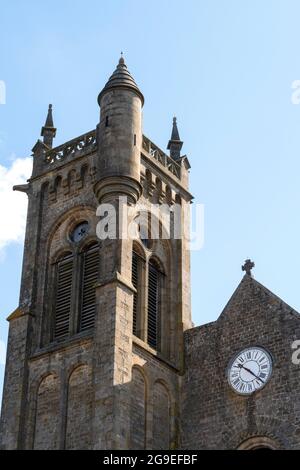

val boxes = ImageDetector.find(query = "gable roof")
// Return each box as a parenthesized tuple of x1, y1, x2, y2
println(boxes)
(218, 274, 300, 322)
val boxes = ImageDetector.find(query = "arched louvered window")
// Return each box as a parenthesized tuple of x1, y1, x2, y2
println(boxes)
(147, 259, 161, 350)
(132, 247, 146, 339)
(79, 244, 99, 332)
(54, 253, 73, 340)
(132, 251, 139, 336)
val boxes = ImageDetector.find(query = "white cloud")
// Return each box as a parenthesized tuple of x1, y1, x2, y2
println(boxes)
(0, 340, 6, 365)
(0, 157, 32, 254)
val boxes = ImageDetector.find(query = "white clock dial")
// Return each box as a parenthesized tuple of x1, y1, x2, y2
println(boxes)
(71, 222, 89, 243)
(227, 347, 272, 395)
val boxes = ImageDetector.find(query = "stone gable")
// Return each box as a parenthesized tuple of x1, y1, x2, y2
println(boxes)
(181, 275, 300, 449)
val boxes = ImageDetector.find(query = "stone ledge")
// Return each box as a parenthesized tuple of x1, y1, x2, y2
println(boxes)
(95, 272, 136, 294)
(133, 336, 179, 372)
(30, 332, 93, 361)
(6, 306, 32, 321)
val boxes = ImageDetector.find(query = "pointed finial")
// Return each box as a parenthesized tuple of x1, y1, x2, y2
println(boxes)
(41, 103, 56, 148)
(119, 52, 125, 66)
(45, 104, 54, 127)
(242, 259, 255, 276)
(171, 116, 180, 141)
(167, 116, 183, 160)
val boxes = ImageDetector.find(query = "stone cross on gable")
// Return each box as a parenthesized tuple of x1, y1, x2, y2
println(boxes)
(242, 259, 255, 276)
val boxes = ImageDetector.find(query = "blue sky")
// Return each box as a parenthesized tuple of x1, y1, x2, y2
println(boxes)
(1, 0, 300, 404)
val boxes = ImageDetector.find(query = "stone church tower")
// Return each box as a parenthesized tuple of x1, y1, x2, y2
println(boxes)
(0, 57, 192, 450)
(2, 55, 300, 451)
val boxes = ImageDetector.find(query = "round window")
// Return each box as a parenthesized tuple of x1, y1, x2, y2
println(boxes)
(70, 221, 89, 243)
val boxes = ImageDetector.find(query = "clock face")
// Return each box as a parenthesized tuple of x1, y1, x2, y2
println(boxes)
(227, 347, 272, 395)
(70, 222, 89, 243)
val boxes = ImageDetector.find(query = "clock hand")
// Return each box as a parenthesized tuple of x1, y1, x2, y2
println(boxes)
(243, 366, 264, 384)
(237, 364, 264, 384)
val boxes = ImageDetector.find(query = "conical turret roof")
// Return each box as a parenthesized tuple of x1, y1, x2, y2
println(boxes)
(98, 55, 144, 106)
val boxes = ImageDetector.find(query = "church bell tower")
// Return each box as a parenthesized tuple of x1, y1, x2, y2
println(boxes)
(0, 56, 192, 450)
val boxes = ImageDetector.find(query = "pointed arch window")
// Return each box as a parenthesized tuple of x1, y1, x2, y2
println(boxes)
(79, 243, 99, 332)
(54, 253, 73, 340)
(147, 259, 162, 349)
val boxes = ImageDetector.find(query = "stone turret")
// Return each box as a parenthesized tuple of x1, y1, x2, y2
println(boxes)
(95, 55, 144, 204)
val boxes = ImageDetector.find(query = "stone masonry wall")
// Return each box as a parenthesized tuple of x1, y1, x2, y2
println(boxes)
(33, 374, 60, 449)
(132, 342, 179, 450)
(25, 338, 93, 449)
(65, 364, 93, 449)
(130, 367, 146, 449)
(153, 381, 170, 450)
